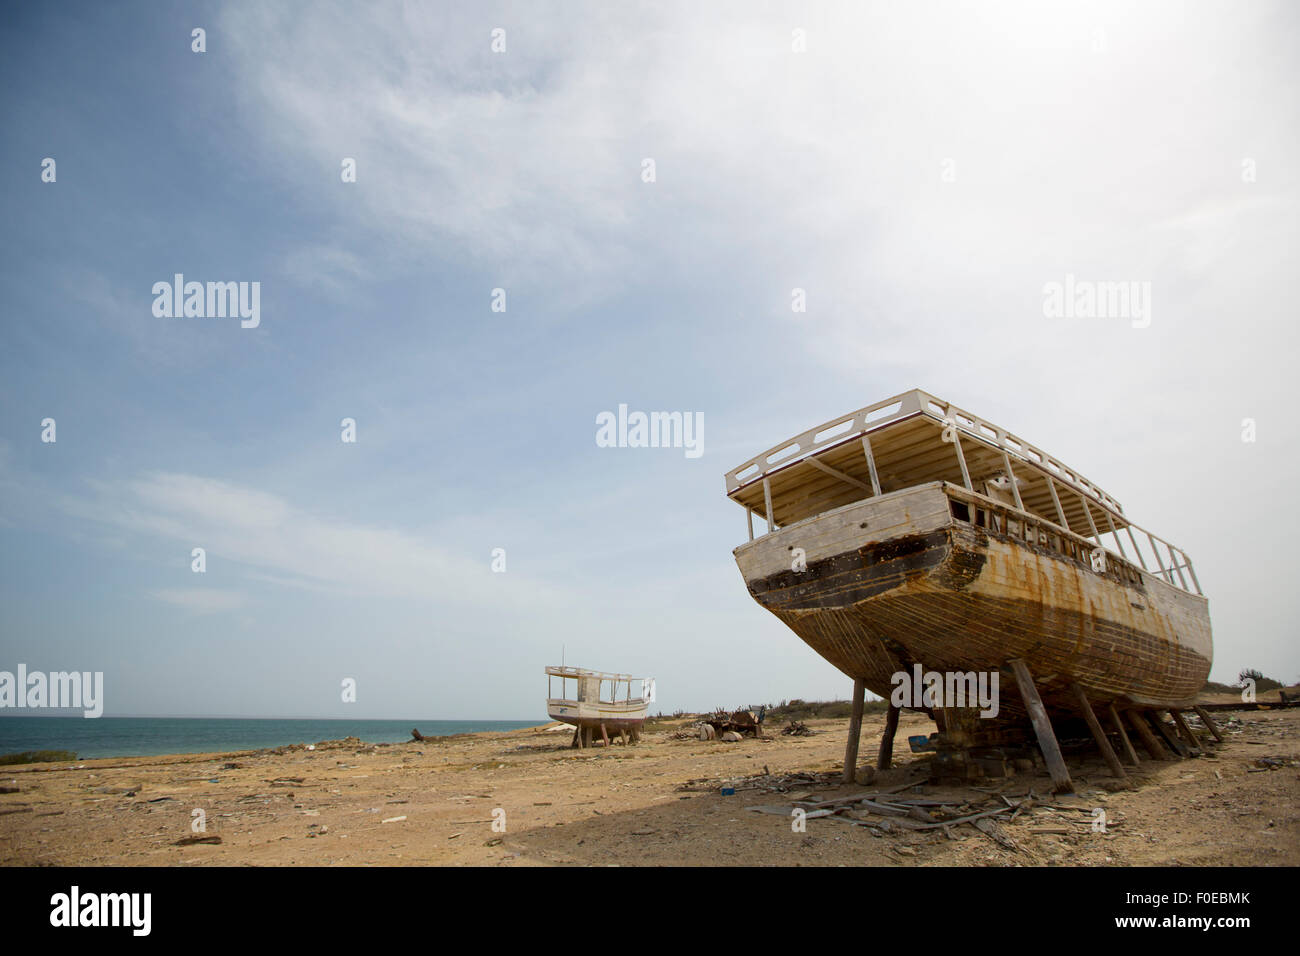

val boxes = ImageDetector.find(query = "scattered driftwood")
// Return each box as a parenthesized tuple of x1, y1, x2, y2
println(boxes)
(972, 817, 1022, 851)
(677, 768, 847, 794)
(880, 805, 1018, 831)
(782, 721, 814, 736)
(747, 782, 1042, 842)
(794, 781, 925, 809)
(737, 756, 1142, 858)
(173, 835, 222, 845)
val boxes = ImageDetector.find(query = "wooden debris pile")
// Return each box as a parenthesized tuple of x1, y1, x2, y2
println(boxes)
(745, 784, 1129, 850)
(675, 767, 842, 794)
(666, 710, 768, 742)
(667, 722, 735, 742)
(703, 708, 765, 739)
(746, 785, 1026, 837)
(782, 721, 814, 736)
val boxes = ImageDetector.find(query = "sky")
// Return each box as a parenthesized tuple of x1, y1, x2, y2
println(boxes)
(1, 0, 1296, 720)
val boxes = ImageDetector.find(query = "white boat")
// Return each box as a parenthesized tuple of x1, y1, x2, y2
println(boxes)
(545, 666, 653, 748)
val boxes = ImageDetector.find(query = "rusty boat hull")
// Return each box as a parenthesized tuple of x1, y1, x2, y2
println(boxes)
(735, 482, 1212, 722)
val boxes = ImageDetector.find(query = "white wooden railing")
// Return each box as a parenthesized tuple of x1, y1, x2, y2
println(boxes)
(725, 388, 1123, 515)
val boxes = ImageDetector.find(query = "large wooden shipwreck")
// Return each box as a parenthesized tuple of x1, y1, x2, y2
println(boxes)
(725, 388, 1217, 788)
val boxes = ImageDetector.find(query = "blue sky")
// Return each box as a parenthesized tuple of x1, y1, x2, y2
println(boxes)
(1, 1, 1297, 719)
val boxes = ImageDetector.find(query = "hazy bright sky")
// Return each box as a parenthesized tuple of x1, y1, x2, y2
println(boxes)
(1, 1, 1296, 719)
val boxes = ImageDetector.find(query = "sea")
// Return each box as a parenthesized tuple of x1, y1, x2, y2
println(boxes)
(0, 716, 545, 760)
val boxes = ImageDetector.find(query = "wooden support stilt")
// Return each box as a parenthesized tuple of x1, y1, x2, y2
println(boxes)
(1107, 702, 1141, 766)
(1192, 705, 1224, 743)
(843, 679, 865, 784)
(1125, 709, 1167, 760)
(570, 726, 580, 749)
(1170, 710, 1202, 752)
(600, 723, 610, 747)
(1009, 659, 1074, 793)
(1148, 712, 1190, 758)
(1071, 683, 1128, 781)
(877, 701, 901, 770)
(620, 727, 629, 746)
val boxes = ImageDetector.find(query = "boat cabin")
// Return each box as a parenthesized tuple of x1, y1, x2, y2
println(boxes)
(724, 388, 1201, 595)
(545, 666, 653, 710)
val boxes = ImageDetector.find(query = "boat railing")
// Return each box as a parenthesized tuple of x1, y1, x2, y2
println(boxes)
(726, 391, 923, 493)
(725, 388, 1124, 516)
(546, 667, 653, 705)
(943, 483, 1202, 596)
(545, 665, 633, 681)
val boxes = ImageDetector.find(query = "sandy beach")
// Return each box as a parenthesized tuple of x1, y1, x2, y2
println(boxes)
(2, 707, 1297, 867)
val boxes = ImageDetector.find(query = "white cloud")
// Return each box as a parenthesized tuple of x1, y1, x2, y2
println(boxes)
(222, 2, 643, 286)
(74, 471, 566, 607)
(280, 244, 369, 295)
(148, 588, 247, 614)
(216, 1, 1298, 362)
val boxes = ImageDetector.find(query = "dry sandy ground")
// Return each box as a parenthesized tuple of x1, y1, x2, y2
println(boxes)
(2, 708, 1297, 866)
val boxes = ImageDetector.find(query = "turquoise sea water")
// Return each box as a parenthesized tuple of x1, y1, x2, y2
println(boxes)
(0, 716, 544, 759)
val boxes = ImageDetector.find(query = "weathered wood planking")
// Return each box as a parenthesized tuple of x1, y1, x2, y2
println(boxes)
(734, 483, 951, 580)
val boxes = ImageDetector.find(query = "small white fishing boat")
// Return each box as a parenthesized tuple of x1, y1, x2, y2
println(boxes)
(545, 665, 653, 748)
